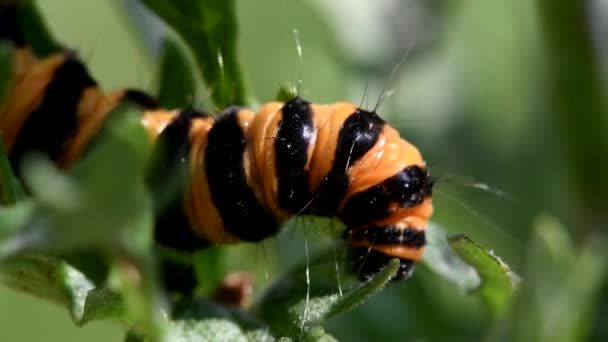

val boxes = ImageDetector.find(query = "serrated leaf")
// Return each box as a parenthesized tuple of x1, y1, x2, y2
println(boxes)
(141, 0, 247, 108)
(0, 253, 125, 325)
(0, 254, 95, 321)
(0, 253, 70, 304)
(448, 233, 518, 316)
(55, 260, 96, 322)
(257, 250, 399, 337)
(80, 286, 124, 325)
(421, 222, 481, 290)
(321, 258, 399, 318)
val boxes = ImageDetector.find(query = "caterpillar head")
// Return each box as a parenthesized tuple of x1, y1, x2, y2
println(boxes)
(342, 165, 434, 281)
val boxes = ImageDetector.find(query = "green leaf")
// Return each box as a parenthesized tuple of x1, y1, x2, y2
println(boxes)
(127, 297, 276, 341)
(421, 222, 480, 291)
(320, 258, 400, 318)
(165, 298, 275, 342)
(257, 246, 399, 337)
(0, 90, 165, 341)
(55, 259, 97, 322)
(448, 233, 519, 316)
(505, 215, 608, 342)
(124, 330, 144, 342)
(165, 319, 274, 342)
(80, 286, 124, 325)
(0, 134, 25, 205)
(537, 1, 608, 219)
(3, 106, 153, 253)
(0, 253, 126, 325)
(0, 44, 22, 205)
(141, 0, 247, 108)
(0, 42, 12, 103)
(300, 326, 338, 342)
(275, 86, 297, 102)
(0, 253, 72, 305)
(0, 201, 34, 241)
(0, 254, 96, 321)
(156, 35, 202, 109)
(16, 1, 62, 57)
(192, 246, 226, 295)
(108, 253, 168, 340)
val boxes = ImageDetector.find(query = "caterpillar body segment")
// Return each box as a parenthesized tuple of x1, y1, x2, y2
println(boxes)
(1, 20, 434, 282)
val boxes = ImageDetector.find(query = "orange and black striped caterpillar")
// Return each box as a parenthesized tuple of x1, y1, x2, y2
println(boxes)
(0, 6, 434, 286)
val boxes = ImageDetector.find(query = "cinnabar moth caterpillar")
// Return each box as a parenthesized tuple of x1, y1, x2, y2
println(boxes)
(0, 4, 433, 284)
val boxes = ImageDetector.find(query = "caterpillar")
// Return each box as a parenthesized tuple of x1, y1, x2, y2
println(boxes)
(0, 5, 434, 284)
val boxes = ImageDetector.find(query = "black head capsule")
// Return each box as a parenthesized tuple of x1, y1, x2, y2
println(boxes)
(343, 165, 434, 281)
(348, 246, 416, 281)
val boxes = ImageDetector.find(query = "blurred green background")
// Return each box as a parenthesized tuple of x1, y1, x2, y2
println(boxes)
(1, 0, 607, 340)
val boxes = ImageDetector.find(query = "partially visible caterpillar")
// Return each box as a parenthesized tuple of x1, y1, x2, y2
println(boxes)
(0, 5, 433, 283)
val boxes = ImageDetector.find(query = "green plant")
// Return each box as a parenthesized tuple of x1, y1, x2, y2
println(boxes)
(1, 1, 607, 341)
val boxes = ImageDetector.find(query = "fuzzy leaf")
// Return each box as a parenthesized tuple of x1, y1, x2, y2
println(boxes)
(55, 260, 97, 322)
(448, 233, 518, 316)
(0, 107, 152, 253)
(258, 253, 399, 337)
(140, 298, 276, 342)
(0, 253, 71, 304)
(165, 319, 274, 342)
(0, 253, 126, 325)
(421, 222, 481, 290)
(141, 0, 246, 108)
(0, 89, 165, 341)
(300, 326, 338, 342)
(80, 286, 124, 325)
(0, 254, 92, 320)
